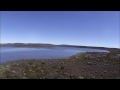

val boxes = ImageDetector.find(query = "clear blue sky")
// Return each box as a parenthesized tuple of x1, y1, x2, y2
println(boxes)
(0, 11, 120, 48)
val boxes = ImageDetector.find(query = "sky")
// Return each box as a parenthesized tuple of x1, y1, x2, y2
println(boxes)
(0, 11, 120, 48)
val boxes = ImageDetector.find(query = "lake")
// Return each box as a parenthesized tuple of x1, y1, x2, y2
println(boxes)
(0, 46, 109, 64)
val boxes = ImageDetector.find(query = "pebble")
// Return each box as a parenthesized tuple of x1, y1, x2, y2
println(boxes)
(78, 76, 84, 79)
(104, 71, 106, 73)
(24, 73, 26, 75)
(6, 66, 10, 68)
(92, 76, 95, 79)
(12, 71, 16, 73)
(62, 62, 64, 64)
(87, 62, 92, 65)
(41, 70, 44, 73)
(116, 77, 120, 79)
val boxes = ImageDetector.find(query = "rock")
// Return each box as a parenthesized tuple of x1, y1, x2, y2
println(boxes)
(32, 65, 35, 67)
(23, 73, 26, 75)
(116, 77, 120, 79)
(104, 71, 106, 73)
(87, 62, 92, 65)
(23, 76, 27, 79)
(78, 76, 84, 79)
(61, 62, 64, 64)
(6, 65, 10, 68)
(11, 71, 16, 73)
(41, 70, 43, 73)
(92, 76, 95, 79)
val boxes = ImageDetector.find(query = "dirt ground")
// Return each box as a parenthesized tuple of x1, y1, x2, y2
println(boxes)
(0, 52, 120, 79)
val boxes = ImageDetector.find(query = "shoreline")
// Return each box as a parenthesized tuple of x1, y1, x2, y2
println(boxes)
(0, 52, 120, 79)
(0, 44, 120, 79)
(1, 43, 120, 53)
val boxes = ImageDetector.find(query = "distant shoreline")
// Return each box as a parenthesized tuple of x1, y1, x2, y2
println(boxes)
(0, 43, 119, 53)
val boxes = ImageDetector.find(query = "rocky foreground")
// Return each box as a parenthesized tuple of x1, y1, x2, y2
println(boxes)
(0, 52, 120, 79)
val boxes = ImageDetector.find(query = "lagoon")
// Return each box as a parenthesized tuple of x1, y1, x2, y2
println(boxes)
(0, 46, 109, 63)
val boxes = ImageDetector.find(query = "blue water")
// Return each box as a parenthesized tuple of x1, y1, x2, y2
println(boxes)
(0, 46, 109, 63)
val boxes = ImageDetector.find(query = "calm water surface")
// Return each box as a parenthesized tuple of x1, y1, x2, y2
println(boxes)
(0, 46, 109, 63)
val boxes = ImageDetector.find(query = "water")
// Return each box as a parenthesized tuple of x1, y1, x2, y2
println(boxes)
(0, 46, 109, 64)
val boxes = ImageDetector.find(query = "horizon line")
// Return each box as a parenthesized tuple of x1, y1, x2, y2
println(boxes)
(0, 42, 119, 49)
